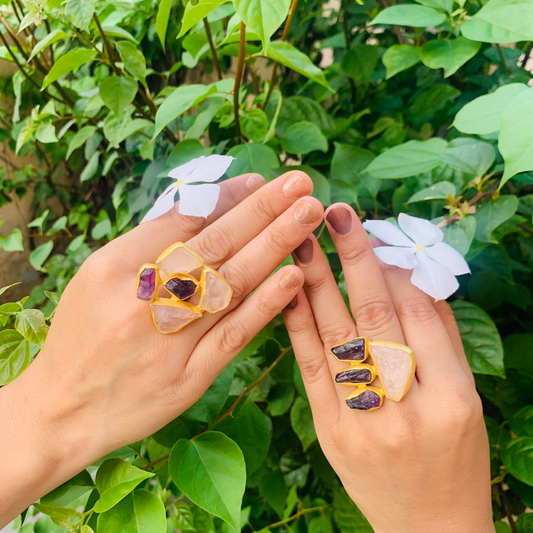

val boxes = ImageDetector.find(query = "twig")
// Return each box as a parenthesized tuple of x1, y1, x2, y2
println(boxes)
(342, 5, 356, 105)
(203, 18, 222, 80)
(233, 21, 246, 142)
(496, 44, 510, 75)
(264, 506, 328, 529)
(93, 13, 120, 76)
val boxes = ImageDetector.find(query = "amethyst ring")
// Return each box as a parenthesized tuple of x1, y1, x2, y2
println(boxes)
(330, 337, 416, 411)
(135, 242, 232, 334)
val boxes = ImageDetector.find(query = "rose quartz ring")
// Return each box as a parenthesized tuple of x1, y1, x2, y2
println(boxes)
(135, 242, 232, 334)
(331, 337, 416, 411)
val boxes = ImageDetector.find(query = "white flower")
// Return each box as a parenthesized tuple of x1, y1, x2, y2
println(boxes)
(362, 213, 471, 301)
(142, 155, 234, 223)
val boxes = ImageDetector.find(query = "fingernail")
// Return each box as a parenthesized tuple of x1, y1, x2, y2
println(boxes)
(294, 238, 314, 266)
(326, 206, 353, 236)
(294, 200, 320, 226)
(283, 173, 311, 198)
(285, 296, 298, 310)
(280, 270, 302, 290)
(246, 173, 265, 193)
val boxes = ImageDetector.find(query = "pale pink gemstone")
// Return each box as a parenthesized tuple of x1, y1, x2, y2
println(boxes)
(200, 270, 232, 313)
(157, 247, 203, 277)
(150, 302, 202, 334)
(370, 345, 413, 402)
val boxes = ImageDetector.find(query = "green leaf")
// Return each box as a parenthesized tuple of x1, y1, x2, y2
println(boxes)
(81, 151, 99, 183)
(511, 406, 533, 438)
(241, 108, 269, 143)
(442, 217, 476, 256)
(341, 45, 380, 83)
(67, 126, 97, 159)
(461, 18, 531, 44)
(227, 143, 280, 179)
(97, 489, 166, 533)
(42, 49, 96, 88)
(309, 514, 334, 533)
(277, 96, 335, 136)
(116, 41, 147, 83)
(0, 330, 30, 386)
(35, 123, 58, 144)
(30, 241, 54, 270)
(517, 513, 533, 533)
(364, 138, 448, 179)
(100, 76, 138, 117)
(502, 438, 533, 486)
(440, 138, 495, 177)
(407, 181, 456, 203)
(0, 229, 24, 252)
(29, 30, 66, 62)
(156, 0, 172, 50)
(331, 143, 375, 183)
(15, 309, 48, 349)
(259, 470, 287, 516)
(290, 396, 316, 451)
(280, 122, 328, 154)
(185, 98, 225, 140)
(154, 84, 216, 138)
(41, 470, 94, 507)
(382, 45, 421, 79)
(94, 458, 154, 513)
(65, 0, 97, 31)
(169, 432, 246, 532)
(450, 301, 505, 377)
(0, 282, 20, 297)
(474, 196, 519, 243)
(178, 0, 229, 38)
(414, 0, 454, 12)
(233, 0, 291, 49)
(453, 84, 530, 135)
(420, 37, 480, 78)
(153, 416, 201, 448)
(333, 486, 373, 533)
(32, 503, 79, 528)
(216, 398, 271, 475)
(371, 5, 446, 27)
(265, 41, 329, 88)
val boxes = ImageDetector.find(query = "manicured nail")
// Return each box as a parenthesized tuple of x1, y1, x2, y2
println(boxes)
(246, 173, 265, 193)
(294, 238, 314, 266)
(326, 206, 353, 236)
(283, 173, 311, 198)
(285, 296, 298, 310)
(294, 200, 320, 226)
(280, 270, 302, 290)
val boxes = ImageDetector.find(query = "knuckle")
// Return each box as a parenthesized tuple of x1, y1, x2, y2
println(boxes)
(353, 298, 395, 333)
(304, 273, 330, 295)
(225, 267, 254, 301)
(320, 325, 357, 352)
(80, 250, 116, 283)
(266, 229, 291, 256)
(340, 243, 372, 268)
(196, 226, 233, 265)
(252, 193, 279, 224)
(215, 319, 249, 355)
(166, 207, 204, 236)
(436, 301, 456, 326)
(397, 297, 439, 325)
(442, 385, 483, 426)
(297, 356, 330, 386)
(254, 292, 278, 318)
(382, 408, 422, 451)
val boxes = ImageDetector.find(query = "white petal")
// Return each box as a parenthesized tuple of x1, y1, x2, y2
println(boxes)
(141, 183, 177, 223)
(398, 213, 443, 247)
(178, 183, 221, 218)
(181, 154, 235, 184)
(168, 157, 203, 181)
(374, 247, 418, 270)
(410, 252, 459, 301)
(362, 220, 414, 247)
(423, 242, 471, 276)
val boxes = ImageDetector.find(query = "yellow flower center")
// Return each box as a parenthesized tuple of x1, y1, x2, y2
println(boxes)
(414, 244, 423, 252)
(175, 180, 183, 188)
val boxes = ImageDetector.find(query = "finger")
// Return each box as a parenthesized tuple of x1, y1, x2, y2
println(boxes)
(435, 301, 475, 385)
(186, 266, 304, 384)
(115, 172, 266, 268)
(325, 204, 404, 344)
(187, 170, 313, 269)
(292, 235, 358, 401)
(283, 289, 341, 426)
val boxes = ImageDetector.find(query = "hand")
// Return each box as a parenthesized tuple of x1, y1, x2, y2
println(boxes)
(0, 171, 324, 527)
(283, 203, 494, 533)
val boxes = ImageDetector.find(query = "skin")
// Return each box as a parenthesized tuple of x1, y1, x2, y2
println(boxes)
(284, 203, 495, 533)
(0, 170, 324, 528)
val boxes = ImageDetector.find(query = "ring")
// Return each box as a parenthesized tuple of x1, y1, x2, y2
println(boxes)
(135, 242, 232, 334)
(330, 337, 416, 411)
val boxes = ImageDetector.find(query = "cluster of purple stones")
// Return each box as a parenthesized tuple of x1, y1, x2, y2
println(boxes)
(137, 267, 199, 303)
(331, 338, 366, 361)
(335, 368, 372, 384)
(346, 389, 382, 411)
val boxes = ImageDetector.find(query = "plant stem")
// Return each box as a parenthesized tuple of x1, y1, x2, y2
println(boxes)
(233, 21, 246, 142)
(342, 5, 356, 105)
(93, 13, 120, 76)
(203, 18, 222, 80)
(496, 44, 510, 75)
(264, 505, 328, 529)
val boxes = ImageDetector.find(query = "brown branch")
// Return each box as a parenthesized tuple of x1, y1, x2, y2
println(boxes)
(203, 18, 222, 80)
(264, 506, 328, 530)
(93, 13, 120, 76)
(233, 21, 246, 142)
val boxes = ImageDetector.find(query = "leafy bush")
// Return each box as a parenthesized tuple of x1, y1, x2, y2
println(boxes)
(1, 0, 533, 531)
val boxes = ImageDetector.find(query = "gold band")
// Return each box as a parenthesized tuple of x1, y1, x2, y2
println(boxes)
(135, 242, 232, 334)
(330, 337, 416, 411)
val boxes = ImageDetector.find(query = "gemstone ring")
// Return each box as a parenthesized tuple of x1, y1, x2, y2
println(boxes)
(135, 242, 233, 334)
(331, 337, 416, 411)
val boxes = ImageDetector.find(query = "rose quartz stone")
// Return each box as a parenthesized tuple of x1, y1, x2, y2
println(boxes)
(150, 302, 202, 334)
(157, 247, 203, 277)
(200, 270, 232, 313)
(370, 345, 413, 401)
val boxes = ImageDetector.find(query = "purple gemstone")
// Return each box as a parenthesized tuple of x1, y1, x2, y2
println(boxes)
(165, 277, 197, 300)
(335, 368, 372, 384)
(331, 338, 366, 361)
(137, 268, 156, 301)
(346, 389, 381, 411)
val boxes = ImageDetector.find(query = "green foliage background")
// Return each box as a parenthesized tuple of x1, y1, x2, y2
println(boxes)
(1, 0, 533, 531)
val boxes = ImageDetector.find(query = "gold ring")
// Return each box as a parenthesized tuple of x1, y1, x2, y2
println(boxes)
(135, 242, 232, 334)
(330, 337, 416, 411)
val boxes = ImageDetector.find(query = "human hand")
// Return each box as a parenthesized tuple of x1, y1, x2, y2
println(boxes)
(283, 203, 494, 533)
(0, 170, 324, 526)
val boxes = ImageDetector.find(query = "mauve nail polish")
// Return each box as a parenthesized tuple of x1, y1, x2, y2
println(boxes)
(294, 238, 314, 266)
(326, 206, 353, 236)
(285, 296, 298, 310)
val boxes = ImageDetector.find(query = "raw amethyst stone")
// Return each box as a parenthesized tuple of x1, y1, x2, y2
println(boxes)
(165, 277, 198, 300)
(331, 338, 366, 361)
(137, 268, 156, 301)
(346, 389, 381, 411)
(335, 368, 372, 384)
